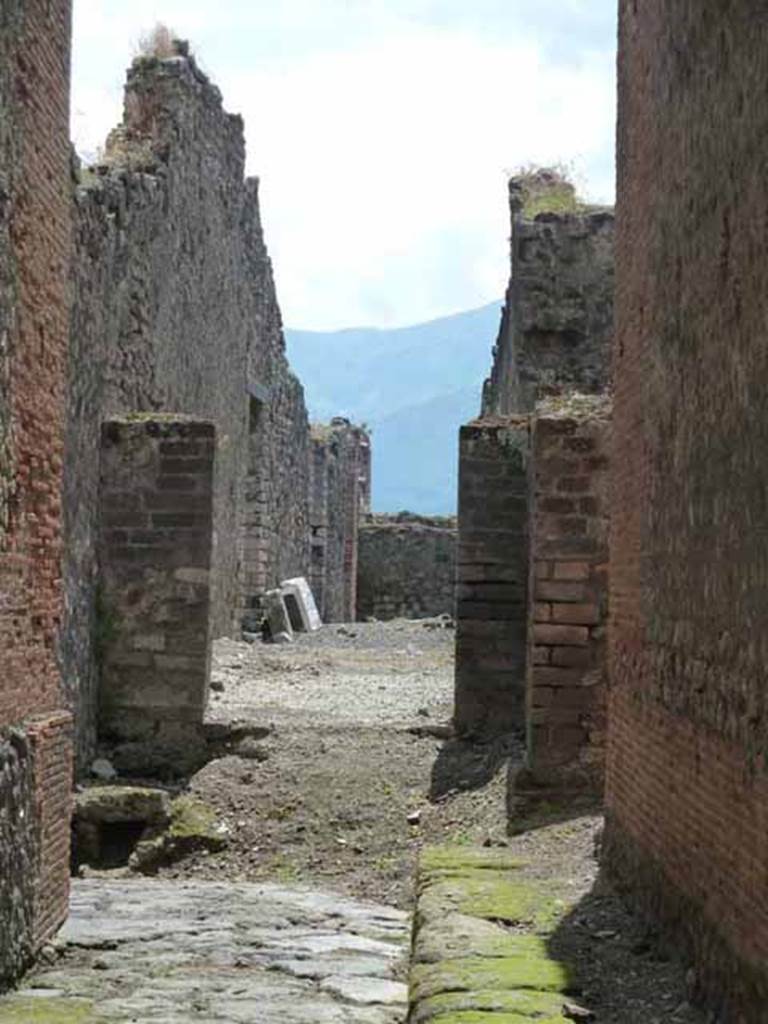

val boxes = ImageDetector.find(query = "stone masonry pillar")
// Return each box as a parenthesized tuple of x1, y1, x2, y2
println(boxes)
(454, 417, 530, 736)
(98, 417, 215, 744)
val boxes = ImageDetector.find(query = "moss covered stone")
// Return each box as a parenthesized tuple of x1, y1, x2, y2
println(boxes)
(129, 795, 227, 872)
(412, 988, 568, 1023)
(409, 845, 575, 1024)
(410, 938, 570, 1003)
(0, 997, 102, 1023)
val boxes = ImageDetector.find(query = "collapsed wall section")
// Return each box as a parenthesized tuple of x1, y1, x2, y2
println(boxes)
(0, 0, 73, 987)
(66, 53, 311, 764)
(357, 514, 456, 621)
(483, 175, 614, 416)
(605, 3, 768, 1017)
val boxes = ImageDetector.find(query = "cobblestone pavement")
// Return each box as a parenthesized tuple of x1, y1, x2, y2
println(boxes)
(0, 879, 408, 1023)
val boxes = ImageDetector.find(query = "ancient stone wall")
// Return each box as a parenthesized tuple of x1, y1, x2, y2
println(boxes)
(454, 419, 529, 736)
(98, 418, 215, 748)
(456, 173, 614, 746)
(513, 399, 610, 807)
(357, 514, 456, 621)
(0, 0, 73, 987)
(66, 53, 311, 764)
(605, 3, 768, 1017)
(483, 176, 614, 416)
(309, 419, 369, 622)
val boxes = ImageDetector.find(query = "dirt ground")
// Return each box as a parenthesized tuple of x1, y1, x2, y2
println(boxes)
(149, 619, 708, 1024)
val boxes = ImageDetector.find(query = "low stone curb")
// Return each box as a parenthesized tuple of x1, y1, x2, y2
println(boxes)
(408, 845, 578, 1023)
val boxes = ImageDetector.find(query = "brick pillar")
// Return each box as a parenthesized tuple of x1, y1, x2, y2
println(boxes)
(511, 405, 610, 809)
(454, 417, 530, 736)
(98, 417, 215, 743)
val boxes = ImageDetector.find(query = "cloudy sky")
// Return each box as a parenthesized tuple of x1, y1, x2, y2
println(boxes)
(71, 1, 617, 330)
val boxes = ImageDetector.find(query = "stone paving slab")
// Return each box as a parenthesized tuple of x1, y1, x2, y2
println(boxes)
(409, 846, 576, 1024)
(0, 879, 408, 1023)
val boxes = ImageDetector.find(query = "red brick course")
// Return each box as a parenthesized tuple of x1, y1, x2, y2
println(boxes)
(0, 0, 73, 985)
(518, 409, 610, 798)
(605, 2, 768, 1017)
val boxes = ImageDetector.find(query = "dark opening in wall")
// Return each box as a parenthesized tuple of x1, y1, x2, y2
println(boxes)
(71, 820, 147, 873)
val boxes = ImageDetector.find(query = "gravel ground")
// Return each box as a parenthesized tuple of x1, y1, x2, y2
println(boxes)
(153, 618, 707, 1023)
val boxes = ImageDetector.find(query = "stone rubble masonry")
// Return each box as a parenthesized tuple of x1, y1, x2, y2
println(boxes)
(514, 402, 610, 806)
(0, 0, 74, 989)
(483, 180, 614, 416)
(356, 513, 457, 621)
(309, 419, 369, 622)
(65, 52, 313, 766)
(454, 418, 530, 736)
(97, 418, 215, 743)
(605, 2, 768, 1018)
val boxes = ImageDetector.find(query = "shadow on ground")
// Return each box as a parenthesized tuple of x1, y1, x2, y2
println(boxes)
(429, 733, 521, 802)
(544, 872, 705, 1023)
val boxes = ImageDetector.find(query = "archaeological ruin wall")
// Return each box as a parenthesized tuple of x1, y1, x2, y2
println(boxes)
(0, 0, 73, 987)
(512, 398, 610, 810)
(455, 173, 614, 787)
(356, 514, 456, 621)
(604, 3, 768, 1017)
(309, 419, 370, 622)
(65, 51, 312, 764)
(483, 172, 614, 416)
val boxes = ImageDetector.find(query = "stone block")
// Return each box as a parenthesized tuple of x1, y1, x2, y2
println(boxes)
(280, 576, 322, 632)
(264, 588, 293, 641)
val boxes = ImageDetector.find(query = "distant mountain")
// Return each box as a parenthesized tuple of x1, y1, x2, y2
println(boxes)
(285, 302, 501, 514)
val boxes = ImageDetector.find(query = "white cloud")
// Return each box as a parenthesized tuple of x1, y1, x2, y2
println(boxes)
(71, 2, 616, 329)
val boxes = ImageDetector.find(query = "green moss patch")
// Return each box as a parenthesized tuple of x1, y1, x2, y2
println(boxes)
(413, 988, 568, 1023)
(410, 938, 570, 1004)
(409, 845, 575, 1024)
(0, 997, 102, 1023)
(421, 846, 528, 876)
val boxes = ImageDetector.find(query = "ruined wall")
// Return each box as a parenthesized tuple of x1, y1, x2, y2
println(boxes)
(514, 399, 610, 807)
(605, 4, 768, 1017)
(454, 419, 529, 736)
(0, 0, 73, 987)
(483, 177, 614, 416)
(309, 419, 368, 622)
(98, 418, 214, 747)
(357, 514, 456, 621)
(66, 53, 311, 763)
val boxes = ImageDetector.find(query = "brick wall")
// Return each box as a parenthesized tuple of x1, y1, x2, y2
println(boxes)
(357, 514, 456, 621)
(514, 401, 610, 806)
(454, 419, 529, 736)
(605, 3, 768, 1017)
(98, 418, 214, 747)
(0, 0, 73, 988)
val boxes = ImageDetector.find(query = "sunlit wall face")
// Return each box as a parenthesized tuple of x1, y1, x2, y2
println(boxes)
(70, 0, 617, 331)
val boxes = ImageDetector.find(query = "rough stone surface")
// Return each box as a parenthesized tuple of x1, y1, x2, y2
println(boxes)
(0, 879, 408, 1022)
(98, 417, 215, 744)
(356, 514, 456, 622)
(483, 173, 614, 416)
(408, 846, 572, 1023)
(0, 0, 74, 989)
(309, 419, 370, 622)
(605, 2, 768, 1019)
(65, 52, 313, 766)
